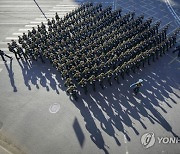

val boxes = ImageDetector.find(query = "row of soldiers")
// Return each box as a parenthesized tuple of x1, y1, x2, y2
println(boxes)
(7, 3, 179, 101)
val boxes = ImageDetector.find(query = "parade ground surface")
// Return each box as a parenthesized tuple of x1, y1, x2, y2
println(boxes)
(0, 0, 180, 154)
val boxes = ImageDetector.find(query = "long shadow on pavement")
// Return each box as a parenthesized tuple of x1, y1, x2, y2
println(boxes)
(71, 51, 179, 153)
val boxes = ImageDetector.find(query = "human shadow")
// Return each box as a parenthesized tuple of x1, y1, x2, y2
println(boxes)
(4, 60, 17, 92)
(18, 59, 65, 93)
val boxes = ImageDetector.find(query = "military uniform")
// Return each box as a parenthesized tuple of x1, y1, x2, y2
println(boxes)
(88, 75, 96, 91)
(78, 78, 88, 94)
(64, 78, 73, 87)
(0, 50, 13, 62)
(97, 72, 105, 89)
(105, 69, 113, 86)
(66, 85, 78, 101)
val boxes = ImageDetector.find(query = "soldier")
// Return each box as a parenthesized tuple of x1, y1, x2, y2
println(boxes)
(55, 12, 60, 21)
(47, 19, 52, 26)
(97, 72, 105, 89)
(129, 59, 136, 73)
(64, 78, 73, 87)
(125, 62, 131, 76)
(51, 18, 56, 25)
(18, 36, 23, 44)
(66, 85, 78, 101)
(130, 79, 143, 95)
(17, 46, 26, 61)
(41, 22, 46, 29)
(57, 63, 65, 72)
(73, 71, 81, 82)
(61, 69, 69, 80)
(32, 27, 37, 35)
(78, 78, 88, 94)
(37, 25, 41, 32)
(91, 63, 99, 76)
(35, 48, 45, 63)
(135, 54, 141, 69)
(120, 62, 127, 79)
(69, 65, 76, 76)
(49, 52, 55, 63)
(105, 69, 113, 86)
(0, 50, 13, 62)
(155, 47, 160, 60)
(159, 43, 164, 57)
(99, 61, 105, 73)
(171, 33, 177, 46)
(88, 75, 96, 91)
(52, 58, 59, 68)
(27, 30, 33, 38)
(113, 66, 121, 84)
(82, 67, 90, 79)
(22, 33, 28, 41)
(11, 40, 17, 48)
(7, 43, 21, 60)
(145, 50, 150, 65)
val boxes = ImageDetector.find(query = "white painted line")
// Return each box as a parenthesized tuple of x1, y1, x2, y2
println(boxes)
(53, 6, 77, 9)
(0, 0, 60, 1)
(25, 25, 38, 27)
(19, 28, 31, 32)
(124, 134, 127, 144)
(0, 23, 28, 25)
(167, 53, 180, 63)
(159, 21, 172, 31)
(5, 37, 18, 40)
(40, 15, 54, 17)
(168, 57, 177, 65)
(0, 48, 8, 51)
(0, 5, 52, 8)
(124, 135, 129, 154)
(0, 42, 9, 45)
(30, 21, 47, 24)
(12, 32, 23, 36)
(49, 10, 70, 12)
(35, 18, 47, 21)
(55, 5, 79, 7)
(37, 12, 55, 15)
(40, 14, 63, 17)
(0, 145, 12, 154)
(93, 1, 113, 3)
(165, 0, 180, 25)
(0, 11, 39, 14)
(0, 68, 2, 72)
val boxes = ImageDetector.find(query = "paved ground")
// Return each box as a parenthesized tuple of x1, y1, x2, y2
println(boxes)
(0, 0, 180, 154)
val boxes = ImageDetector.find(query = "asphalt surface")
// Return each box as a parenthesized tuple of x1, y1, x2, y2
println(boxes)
(0, 0, 180, 154)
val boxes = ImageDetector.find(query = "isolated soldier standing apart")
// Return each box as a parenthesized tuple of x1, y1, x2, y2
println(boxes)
(0, 50, 13, 62)
(130, 79, 143, 95)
